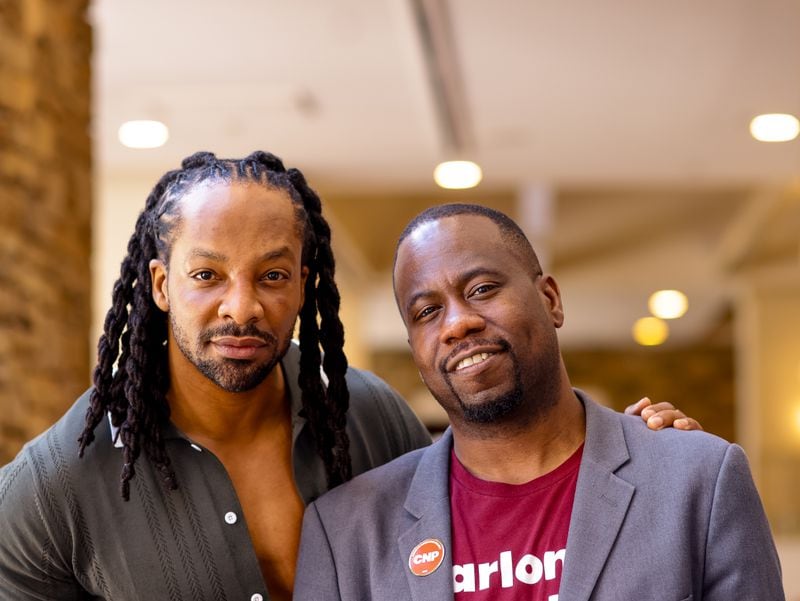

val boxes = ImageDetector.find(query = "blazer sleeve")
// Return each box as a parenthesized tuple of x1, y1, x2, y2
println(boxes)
(294, 502, 342, 601)
(703, 444, 785, 600)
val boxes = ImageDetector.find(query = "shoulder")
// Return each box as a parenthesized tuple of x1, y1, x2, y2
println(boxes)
(2, 389, 98, 482)
(345, 365, 429, 437)
(0, 389, 101, 569)
(0, 389, 115, 520)
(584, 395, 742, 483)
(343, 366, 432, 471)
(619, 408, 732, 462)
(345, 366, 404, 410)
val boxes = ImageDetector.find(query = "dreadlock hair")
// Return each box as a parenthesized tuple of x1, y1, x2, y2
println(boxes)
(78, 151, 351, 500)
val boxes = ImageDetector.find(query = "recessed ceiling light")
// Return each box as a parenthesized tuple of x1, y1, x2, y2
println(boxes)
(749, 113, 799, 142)
(632, 316, 669, 346)
(433, 160, 483, 189)
(648, 289, 688, 319)
(118, 120, 169, 149)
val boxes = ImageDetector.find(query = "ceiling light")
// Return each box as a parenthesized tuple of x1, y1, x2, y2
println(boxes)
(433, 160, 483, 189)
(749, 113, 800, 142)
(632, 317, 669, 346)
(648, 289, 688, 319)
(118, 120, 169, 149)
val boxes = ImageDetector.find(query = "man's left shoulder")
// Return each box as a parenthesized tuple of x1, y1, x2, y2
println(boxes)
(612, 405, 744, 481)
(345, 366, 401, 408)
(343, 366, 421, 430)
(619, 408, 730, 455)
(343, 366, 432, 474)
(584, 394, 737, 475)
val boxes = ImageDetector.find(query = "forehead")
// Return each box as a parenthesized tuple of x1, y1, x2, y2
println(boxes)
(172, 181, 303, 254)
(394, 215, 518, 290)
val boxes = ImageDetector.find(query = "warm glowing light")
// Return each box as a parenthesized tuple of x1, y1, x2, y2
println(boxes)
(749, 113, 800, 142)
(648, 289, 688, 319)
(794, 406, 800, 435)
(118, 120, 169, 149)
(632, 317, 669, 346)
(433, 160, 483, 189)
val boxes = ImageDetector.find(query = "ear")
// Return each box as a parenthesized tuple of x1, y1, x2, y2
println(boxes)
(299, 265, 309, 307)
(538, 274, 565, 328)
(149, 258, 170, 312)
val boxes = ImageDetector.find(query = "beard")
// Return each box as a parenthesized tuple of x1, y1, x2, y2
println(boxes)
(170, 317, 290, 392)
(440, 337, 559, 427)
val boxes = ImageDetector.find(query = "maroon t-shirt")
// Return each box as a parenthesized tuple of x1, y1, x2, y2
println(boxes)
(449, 444, 583, 600)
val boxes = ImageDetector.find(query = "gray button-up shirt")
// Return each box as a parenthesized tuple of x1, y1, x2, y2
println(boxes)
(0, 343, 432, 600)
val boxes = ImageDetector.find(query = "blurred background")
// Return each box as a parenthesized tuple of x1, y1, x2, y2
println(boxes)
(1, 0, 798, 593)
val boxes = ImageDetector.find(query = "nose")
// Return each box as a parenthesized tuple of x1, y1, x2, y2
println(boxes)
(218, 279, 265, 324)
(439, 301, 485, 344)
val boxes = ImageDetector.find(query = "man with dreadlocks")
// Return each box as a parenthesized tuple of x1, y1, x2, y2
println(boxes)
(0, 152, 698, 600)
(0, 151, 434, 601)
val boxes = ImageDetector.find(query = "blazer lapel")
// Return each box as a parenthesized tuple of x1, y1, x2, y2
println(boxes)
(398, 430, 454, 601)
(559, 394, 634, 601)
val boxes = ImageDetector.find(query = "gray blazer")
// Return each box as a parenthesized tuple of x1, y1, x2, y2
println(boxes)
(295, 391, 784, 600)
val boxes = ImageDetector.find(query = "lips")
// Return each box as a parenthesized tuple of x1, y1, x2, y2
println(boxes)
(445, 343, 505, 373)
(455, 352, 493, 370)
(211, 336, 267, 347)
(210, 336, 268, 360)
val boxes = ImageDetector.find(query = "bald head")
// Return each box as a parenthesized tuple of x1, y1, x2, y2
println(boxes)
(393, 203, 543, 286)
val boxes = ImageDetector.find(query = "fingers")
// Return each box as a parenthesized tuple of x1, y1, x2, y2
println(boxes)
(624, 397, 652, 416)
(626, 398, 705, 431)
(673, 417, 703, 431)
(644, 409, 683, 430)
(642, 405, 703, 431)
(640, 401, 677, 421)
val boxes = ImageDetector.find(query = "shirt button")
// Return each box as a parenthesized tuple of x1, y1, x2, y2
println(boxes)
(224, 511, 238, 525)
(251, 594, 263, 601)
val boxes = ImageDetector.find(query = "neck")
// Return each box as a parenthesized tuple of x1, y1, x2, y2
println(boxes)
(167, 349, 290, 447)
(450, 380, 585, 485)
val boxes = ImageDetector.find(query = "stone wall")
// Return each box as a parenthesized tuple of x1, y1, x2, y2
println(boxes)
(0, 0, 92, 463)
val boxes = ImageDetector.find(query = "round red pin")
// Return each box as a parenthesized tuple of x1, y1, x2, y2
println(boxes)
(408, 539, 446, 576)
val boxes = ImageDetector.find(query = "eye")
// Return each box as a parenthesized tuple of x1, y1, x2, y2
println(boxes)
(192, 270, 216, 282)
(262, 270, 288, 282)
(414, 305, 439, 322)
(469, 283, 497, 297)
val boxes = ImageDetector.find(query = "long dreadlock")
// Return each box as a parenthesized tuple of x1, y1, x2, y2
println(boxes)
(78, 151, 351, 501)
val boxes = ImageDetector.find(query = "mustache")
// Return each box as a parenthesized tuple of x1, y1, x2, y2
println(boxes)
(199, 323, 277, 346)
(439, 337, 511, 374)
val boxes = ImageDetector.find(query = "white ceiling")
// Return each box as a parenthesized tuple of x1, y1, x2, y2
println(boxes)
(89, 0, 800, 351)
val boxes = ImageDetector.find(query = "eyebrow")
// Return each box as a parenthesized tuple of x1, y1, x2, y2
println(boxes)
(404, 289, 435, 316)
(403, 266, 505, 315)
(186, 246, 296, 263)
(187, 248, 227, 262)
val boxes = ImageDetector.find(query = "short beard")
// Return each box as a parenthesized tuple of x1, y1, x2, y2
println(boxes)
(171, 318, 289, 393)
(442, 339, 556, 427)
(459, 381, 523, 424)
